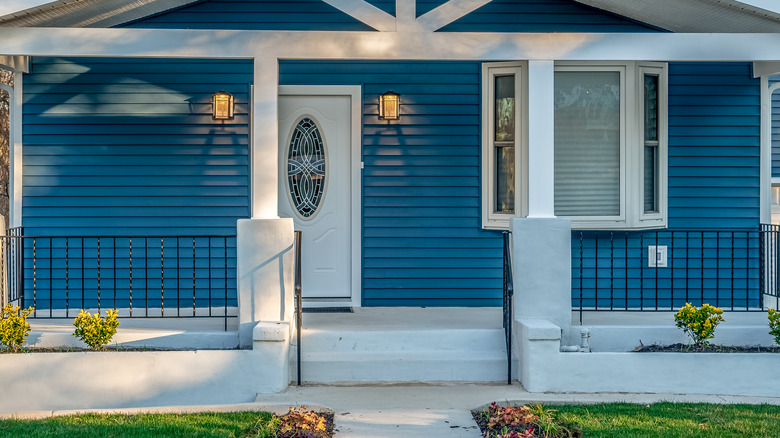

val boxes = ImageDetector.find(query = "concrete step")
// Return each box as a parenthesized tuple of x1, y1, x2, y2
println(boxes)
(293, 309, 510, 383)
(297, 328, 507, 353)
(295, 349, 508, 383)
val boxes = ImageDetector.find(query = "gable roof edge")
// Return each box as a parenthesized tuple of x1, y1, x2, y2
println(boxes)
(0, 0, 203, 28)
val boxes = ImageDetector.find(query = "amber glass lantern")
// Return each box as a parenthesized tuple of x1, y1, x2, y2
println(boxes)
(379, 91, 400, 120)
(212, 91, 234, 120)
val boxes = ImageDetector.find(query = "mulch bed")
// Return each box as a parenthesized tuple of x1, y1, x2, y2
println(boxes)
(634, 343, 780, 353)
(310, 412, 335, 438)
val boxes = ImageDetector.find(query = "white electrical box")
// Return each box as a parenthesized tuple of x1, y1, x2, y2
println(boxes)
(648, 245, 668, 267)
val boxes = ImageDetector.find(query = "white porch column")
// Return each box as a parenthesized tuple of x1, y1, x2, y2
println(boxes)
(252, 57, 279, 219)
(526, 60, 555, 218)
(10, 71, 23, 227)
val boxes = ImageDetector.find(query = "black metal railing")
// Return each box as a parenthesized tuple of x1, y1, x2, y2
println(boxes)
(760, 223, 780, 305)
(572, 227, 780, 321)
(502, 231, 513, 385)
(294, 230, 303, 386)
(2, 230, 237, 330)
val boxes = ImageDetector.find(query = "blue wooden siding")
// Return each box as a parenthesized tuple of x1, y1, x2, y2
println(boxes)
(122, 0, 374, 30)
(667, 62, 760, 230)
(439, 0, 664, 32)
(21, 57, 252, 309)
(770, 76, 780, 178)
(280, 60, 502, 307)
(573, 62, 762, 310)
(122, 0, 662, 32)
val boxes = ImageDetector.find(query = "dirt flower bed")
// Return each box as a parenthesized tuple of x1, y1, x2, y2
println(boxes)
(472, 403, 581, 438)
(634, 343, 780, 353)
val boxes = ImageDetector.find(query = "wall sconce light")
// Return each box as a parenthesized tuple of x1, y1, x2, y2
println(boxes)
(379, 91, 400, 120)
(212, 91, 234, 120)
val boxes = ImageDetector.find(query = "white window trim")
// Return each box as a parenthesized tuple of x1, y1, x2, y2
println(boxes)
(636, 62, 668, 228)
(554, 61, 668, 230)
(481, 61, 528, 230)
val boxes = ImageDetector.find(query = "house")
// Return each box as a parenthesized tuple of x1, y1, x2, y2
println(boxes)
(1, 0, 780, 394)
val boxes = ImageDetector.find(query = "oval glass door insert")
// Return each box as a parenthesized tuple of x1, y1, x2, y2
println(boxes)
(286, 117, 327, 219)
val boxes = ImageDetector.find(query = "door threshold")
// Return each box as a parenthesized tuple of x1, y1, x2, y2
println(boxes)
(302, 307, 353, 313)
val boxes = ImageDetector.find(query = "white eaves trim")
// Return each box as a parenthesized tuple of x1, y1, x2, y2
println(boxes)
(574, 0, 780, 32)
(2, 28, 780, 63)
(0, 0, 201, 28)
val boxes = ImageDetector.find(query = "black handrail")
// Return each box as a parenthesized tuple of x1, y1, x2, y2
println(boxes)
(502, 231, 513, 385)
(294, 230, 303, 386)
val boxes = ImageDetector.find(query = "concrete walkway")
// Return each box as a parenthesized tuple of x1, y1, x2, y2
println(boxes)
(9, 384, 780, 437)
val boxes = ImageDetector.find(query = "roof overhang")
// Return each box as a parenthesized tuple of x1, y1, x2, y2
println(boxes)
(0, 0, 201, 28)
(573, 0, 780, 32)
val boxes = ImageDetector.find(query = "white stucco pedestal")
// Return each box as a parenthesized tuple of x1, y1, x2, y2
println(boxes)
(236, 218, 295, 348)
(511, 217, 572, 342)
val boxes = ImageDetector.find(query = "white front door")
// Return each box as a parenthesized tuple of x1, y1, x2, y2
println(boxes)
(278, 93, 354, 300)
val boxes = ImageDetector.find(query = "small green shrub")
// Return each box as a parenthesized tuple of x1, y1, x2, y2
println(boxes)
(768, 309, 780, 346)
(0, 304, 34, 352)
(674, 302, 724, 346)
(73, 309, 119, 350)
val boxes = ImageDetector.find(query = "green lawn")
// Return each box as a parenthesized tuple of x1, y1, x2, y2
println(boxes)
(1, 403, 779, 437)
(551, 403, 780, 437)
(0, 412, 274, 438)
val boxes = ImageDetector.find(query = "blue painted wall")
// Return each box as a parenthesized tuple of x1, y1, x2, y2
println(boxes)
(573, 62, 762, 311)
(122, 0, 374, 30)
(23, 57, 252, 236)
(280, 60, 503, 307)
(123, 0, 662, 32)
(668, 62, 760, 230)
(439, 0, 664, 32)
(21, 57, 252, 310)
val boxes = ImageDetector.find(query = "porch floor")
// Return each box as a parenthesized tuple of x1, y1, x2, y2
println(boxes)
(26, 316, 238, 349)
(301, 306, 503, 331)
(572, 310, 777, 352)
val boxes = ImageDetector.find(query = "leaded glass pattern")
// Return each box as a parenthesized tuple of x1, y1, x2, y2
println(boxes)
(287, 117, 327, 219)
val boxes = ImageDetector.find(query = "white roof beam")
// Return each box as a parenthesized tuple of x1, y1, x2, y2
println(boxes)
(417, 0, 492, 32)
(322, 0, 396, 32)
(1, 28, 780, 62)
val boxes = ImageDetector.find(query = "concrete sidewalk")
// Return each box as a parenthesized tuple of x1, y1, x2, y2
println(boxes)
(8, 384, 780, 437)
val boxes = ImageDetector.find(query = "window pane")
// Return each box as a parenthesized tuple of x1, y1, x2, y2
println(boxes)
(495, 75, 515, 141)
(644, 146, 657, 213)
(554, 71, 621, 216)
(644, 74, 659, 213)
(644, 75, 658, 142)
(496, 146, 515, 213)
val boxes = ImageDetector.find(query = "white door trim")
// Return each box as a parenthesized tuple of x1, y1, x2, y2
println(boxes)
(278, 85, 362, 308)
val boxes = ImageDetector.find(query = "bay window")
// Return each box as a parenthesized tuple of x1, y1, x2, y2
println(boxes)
(553, 61, 667, 229)
(482, 61, 667, 230)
